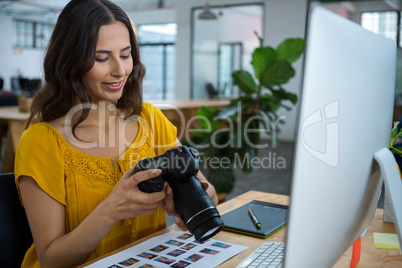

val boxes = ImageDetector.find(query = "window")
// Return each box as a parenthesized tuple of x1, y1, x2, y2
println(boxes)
(13, 19, 54, 49)
(218, 42, 243, 97)
(13, 20, 33, 48)
(361, 11, 400, 46)
(137, 23, 177, 100)
(35, 23, 54, 49)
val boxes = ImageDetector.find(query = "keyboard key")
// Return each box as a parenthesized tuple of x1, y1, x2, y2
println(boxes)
(236, 242, 285, 268)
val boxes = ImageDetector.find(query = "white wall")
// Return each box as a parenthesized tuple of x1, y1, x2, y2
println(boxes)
(0, 15, 45, 91)
(127, 8, 175, 26)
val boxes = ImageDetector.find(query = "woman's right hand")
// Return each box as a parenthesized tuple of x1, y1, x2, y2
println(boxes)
(99, 166, 167, 226)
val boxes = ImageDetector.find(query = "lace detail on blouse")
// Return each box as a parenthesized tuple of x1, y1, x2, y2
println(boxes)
(64, 149, 119, 184)
(63, 116, 153, 185)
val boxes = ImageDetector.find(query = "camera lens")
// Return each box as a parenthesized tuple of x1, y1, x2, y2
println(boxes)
(171, 176, 223, 242)
(186, 207, 223, 242)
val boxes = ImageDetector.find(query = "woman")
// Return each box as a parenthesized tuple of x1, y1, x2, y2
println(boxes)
(15, 0, 218, 267)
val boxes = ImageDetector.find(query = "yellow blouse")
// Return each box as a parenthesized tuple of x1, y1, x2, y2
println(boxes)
(15, 102, 177, 267)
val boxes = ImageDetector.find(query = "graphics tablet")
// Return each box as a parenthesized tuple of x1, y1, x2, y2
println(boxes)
(221, 200, 288, 238)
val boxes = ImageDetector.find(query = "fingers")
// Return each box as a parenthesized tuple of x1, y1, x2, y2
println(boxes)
(175, 216, 187, 231)
(123, 168, 162, 192)
(160, 184, 180, 217)
(200, 181, 209, 191)
(117, 169, 165, 205)
(131, 169, 162, 185)
(135, 188, 166, 205)
(105, 168, 169, 222)
(120, 165, 136, 181)
(121, 164, 162, 185)
(158, 186, 187, 230)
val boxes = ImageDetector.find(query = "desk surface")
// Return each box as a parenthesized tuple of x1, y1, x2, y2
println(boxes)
(81, 190, 402, 267)
(0, 106, 30, 120)
(0, 99, 229, 120)
(150, 99, 230, 109)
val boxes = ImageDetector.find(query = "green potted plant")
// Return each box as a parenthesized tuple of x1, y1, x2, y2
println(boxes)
(183, 105, 237, 199)
(384, 121, 402, 222)
(390, 121, 402, 158)
(184, 33, 305, 199)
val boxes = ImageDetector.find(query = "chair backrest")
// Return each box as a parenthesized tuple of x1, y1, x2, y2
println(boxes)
(0, 173, 33, 267)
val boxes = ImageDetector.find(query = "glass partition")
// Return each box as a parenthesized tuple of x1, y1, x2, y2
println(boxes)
(191, 4, 264, 99)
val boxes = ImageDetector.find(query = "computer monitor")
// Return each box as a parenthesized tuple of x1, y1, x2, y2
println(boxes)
(284, 5, 399, 267)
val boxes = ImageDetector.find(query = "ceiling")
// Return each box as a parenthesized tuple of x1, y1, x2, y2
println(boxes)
(0, 0, 400, 23)
(0, 0, 176, 21)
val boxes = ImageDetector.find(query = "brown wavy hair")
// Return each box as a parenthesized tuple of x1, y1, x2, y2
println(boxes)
(27, 0, 145, 136)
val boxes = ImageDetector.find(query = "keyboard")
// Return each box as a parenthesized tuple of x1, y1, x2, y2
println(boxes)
(236, 241, 285, 268)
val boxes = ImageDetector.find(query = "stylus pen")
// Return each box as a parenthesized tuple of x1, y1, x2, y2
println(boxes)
(248, 208, 261, 228)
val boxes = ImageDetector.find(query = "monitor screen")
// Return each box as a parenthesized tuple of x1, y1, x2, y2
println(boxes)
(284, 5, 397, 267)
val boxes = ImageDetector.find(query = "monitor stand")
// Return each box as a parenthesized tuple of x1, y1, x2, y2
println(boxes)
(374, 147, 402, 249)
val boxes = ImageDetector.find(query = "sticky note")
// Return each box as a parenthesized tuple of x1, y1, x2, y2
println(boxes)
(373, 232, 400, 249)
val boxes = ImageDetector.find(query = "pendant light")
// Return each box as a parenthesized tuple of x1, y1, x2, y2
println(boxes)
(198, 2, 217, 20)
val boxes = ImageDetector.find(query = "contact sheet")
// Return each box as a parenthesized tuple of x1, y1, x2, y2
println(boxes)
(85, 230, 247, 268)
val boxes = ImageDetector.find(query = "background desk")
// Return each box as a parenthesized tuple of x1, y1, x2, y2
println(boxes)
(0, 99, 229, 172)
(0, 106, 29, 173)
(81, 191, 402, 267)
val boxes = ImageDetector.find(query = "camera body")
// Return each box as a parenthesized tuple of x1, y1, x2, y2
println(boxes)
(136, 146, 200, 193)
(134, 146, 223, 242)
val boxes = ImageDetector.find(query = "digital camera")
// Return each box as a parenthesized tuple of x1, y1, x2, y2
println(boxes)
(134, 146, 223, 242)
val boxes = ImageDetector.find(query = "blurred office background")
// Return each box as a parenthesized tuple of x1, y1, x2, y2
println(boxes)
(0, 0, 401, 203)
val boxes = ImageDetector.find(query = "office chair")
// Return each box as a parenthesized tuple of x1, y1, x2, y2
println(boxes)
(0, 173, 33, 267)
(0, 92, 18, 106)
(205, 83, 218, 99)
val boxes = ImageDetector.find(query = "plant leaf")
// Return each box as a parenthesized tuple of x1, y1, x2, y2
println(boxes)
(262, 60, 295, 87)
(196, 106, 217, 119)
(391, 121, 399, 139)
(228, 95, 254, 107)
(259, 94, 281, 113)
(280, 104, 292, 111)
(276, 38, 305, 63)
(272, 88, 298, 104)
(232, 70, 259, 94)
(217, 96, 254, 119)
(196, 106, 219, 131)
(391, 127, 397, 140)
(254, 31, 263, 48)
(392, 137, 398, 146)
(251, 46, 276, 81)
(217, 104, 242, 119)
(208, 166, 235, 193)
(391, 147, 402, 156)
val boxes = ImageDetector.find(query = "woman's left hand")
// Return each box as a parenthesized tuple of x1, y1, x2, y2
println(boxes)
(159, 171, 219, 231)
(159, 183, 187, 231)
(159, 141, 219, 230)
